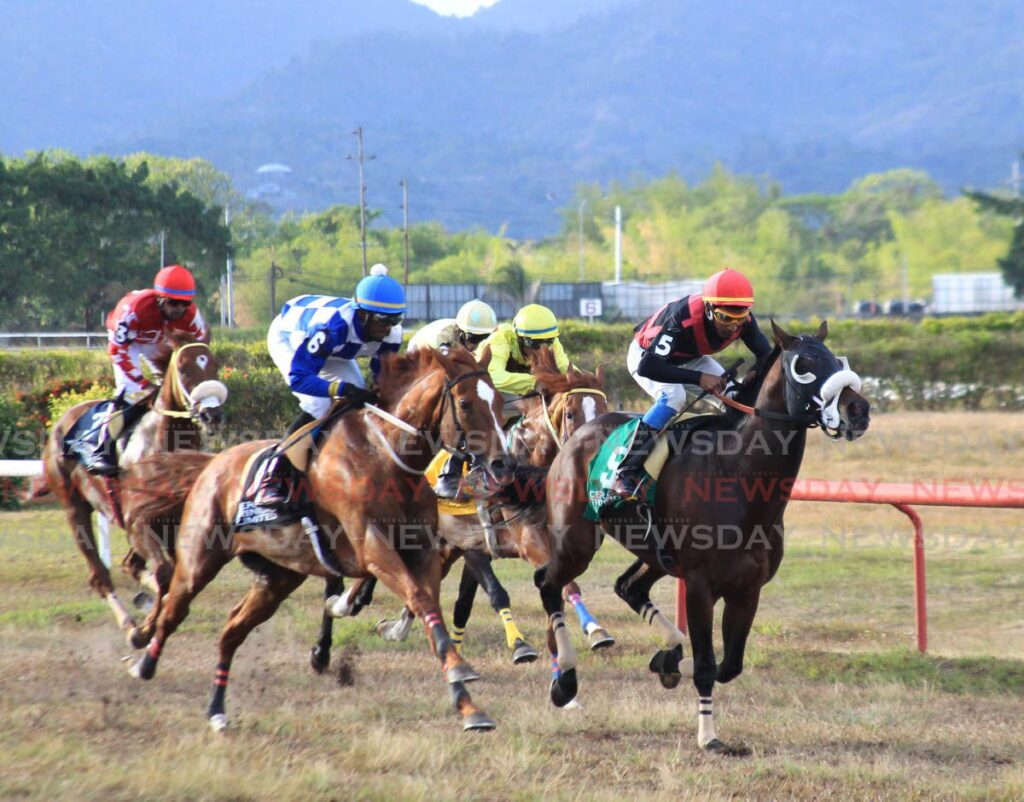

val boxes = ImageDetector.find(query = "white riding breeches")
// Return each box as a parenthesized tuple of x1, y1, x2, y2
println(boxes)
(626, 339, 724, 412)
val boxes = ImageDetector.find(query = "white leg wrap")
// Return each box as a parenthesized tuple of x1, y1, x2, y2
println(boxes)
(382, 608, 414, 642)
(642, 602, 686, 648)
(552, 613, 577, 673)
(139, 570, 161, 595)
(326, 584, 359, 618)
(697, 696, 717, 747)
(105, 593, 133, 629)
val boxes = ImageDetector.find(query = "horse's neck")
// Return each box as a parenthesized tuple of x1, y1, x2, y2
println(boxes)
(374, 374, 446, 471)
(739, 360, 807, 476)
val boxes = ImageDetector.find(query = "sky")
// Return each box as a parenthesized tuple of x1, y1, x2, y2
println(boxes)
(410, 0, 500, 17)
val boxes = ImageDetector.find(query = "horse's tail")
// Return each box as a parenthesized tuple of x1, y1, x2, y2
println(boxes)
(120, 451, 215, 525)
(20, 473, 51, 503)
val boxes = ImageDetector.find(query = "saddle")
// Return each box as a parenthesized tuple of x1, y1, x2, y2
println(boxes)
(585, 412, 721, 522)
(62, 396, 148, 471)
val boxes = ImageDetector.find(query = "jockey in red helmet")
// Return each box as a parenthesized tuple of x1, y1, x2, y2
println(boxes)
(68, 265, 209, 474)
(608, 267, 772, 503)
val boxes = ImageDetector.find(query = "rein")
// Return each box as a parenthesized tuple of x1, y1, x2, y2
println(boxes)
(711, 391, 816, 426)
(159, 342, 207, 419)
(538, 387, 608, 450)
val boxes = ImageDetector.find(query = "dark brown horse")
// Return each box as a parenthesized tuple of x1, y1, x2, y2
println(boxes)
(129, 347, 513, 732)
(534, 321, 870, 752)
(38, 335, 226, 641)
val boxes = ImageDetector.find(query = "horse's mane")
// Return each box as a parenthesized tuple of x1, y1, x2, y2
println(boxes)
(723, 346, 780, 427)
(376, 346, 481, 404)
(529, 346, 603, 395)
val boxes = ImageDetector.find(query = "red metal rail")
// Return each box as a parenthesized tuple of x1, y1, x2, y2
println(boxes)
(675, 479, 1024, 652)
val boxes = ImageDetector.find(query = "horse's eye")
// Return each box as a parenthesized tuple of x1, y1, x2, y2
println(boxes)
(566, 411, 575, 421)
(459, 399, 471, 412)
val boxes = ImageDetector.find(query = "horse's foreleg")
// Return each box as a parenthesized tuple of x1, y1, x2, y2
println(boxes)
(450, 557, 479, 653)
(66, 496, 136, 637)
(717, 589, 761, 684)
(129, 536, 230, 682)
(367, 539, 494, 731)
(563, 581, 615, 651)
(614, 559, 691, 687)
(311, 576, 344, 674)
(462, 550, 537, 665)
(208, 566, 306, 732)
(326, 575, 376, 617)
(685, 573, 722, 753)
(534, 562, 578, 708)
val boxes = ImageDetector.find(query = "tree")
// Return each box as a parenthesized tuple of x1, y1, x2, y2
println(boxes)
(965, 189, 1024, 295)
(0, 152, 230, 329)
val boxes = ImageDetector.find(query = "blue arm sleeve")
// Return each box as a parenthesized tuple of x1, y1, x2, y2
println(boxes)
(288, 322, 344, 397)
(371, 340, 401, 379)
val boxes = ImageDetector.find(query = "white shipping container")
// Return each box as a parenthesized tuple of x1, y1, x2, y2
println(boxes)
(930, 273, 1023, 314)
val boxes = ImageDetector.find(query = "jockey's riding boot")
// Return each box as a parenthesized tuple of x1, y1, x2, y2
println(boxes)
(77, 423, 119, 476)
(250, 454, 295, 510)
(608, 421, 658, 502)
(432, 453, 468, 499)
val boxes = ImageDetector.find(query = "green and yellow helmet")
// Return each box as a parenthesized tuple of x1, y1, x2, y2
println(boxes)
(513, 304, 559, 340)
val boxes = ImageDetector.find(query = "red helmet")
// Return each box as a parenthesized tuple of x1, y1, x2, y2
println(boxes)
(154, 265, 195, 301)
(703, 268, 754, 307)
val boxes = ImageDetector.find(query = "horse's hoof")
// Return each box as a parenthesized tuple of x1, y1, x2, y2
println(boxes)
(511, 639, 539, 665)
(446, 663, 481, 685)
(562, 697, 583, 711)
(128, 655, 155, 681)
(310, 645, 329, 675)
(702, 738, 726, 755)
(209, 714, 229, 733)
(659, 672, 682, 690)
(127, 627, 150, 650)
(132, 591, 155, 612)
(462, 711, 496, 732)
(549, 669, 578, 708)
(588, 628, 616, 651)
(649, 645, 685, 688)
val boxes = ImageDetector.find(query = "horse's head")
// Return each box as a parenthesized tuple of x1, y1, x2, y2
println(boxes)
(534, 362, 608, 444)
(161, 338, 229, 435)
(770, 320, 870, 441)
(381, 347, 513, 486)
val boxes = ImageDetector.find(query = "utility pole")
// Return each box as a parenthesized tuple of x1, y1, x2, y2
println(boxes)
(1012, 160, 1022, 198)
(159, 231, 166, 268)
(225, 206, 234, 328)
(269, 260, 284, 319)
(577, 199, 588, 281)
(400, 179, 410, 286)
(613, 205, 622, 283)
(347, 126, 374, 277)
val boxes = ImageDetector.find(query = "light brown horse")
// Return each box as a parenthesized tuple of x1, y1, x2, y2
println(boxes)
(331, 349, 616, 667)
(38, 334, 226, 642)
(129, 347, 513, 732)
(534, 321, 870, 752)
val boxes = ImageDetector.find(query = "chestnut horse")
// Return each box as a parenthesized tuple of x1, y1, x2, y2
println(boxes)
(39, 335, 226, 642)
(322, 351, 616, 668)
(534, 321, 870, 752)
(129, 347, 513, 732)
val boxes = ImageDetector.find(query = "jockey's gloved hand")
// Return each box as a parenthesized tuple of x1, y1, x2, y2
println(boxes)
(328, 381, 378, 408)
(698, 373, 728, 394)
(124, 386, 153, 405)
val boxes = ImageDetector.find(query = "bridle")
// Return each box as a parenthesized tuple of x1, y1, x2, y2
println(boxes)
(713, 343, 861, 438)
(157, 343, 227, 421)
(538, 387, 608, 450)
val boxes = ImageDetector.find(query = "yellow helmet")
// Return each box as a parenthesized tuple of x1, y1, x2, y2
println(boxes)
(513, 304, 559, 340)
(455, 299, 498, 336)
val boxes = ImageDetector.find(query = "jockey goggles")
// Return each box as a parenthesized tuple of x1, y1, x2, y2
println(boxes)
(520, 336, 557, 350)
(365, 311, 404, 327)
(459, 330, 489, 348)
(711, 306, 751, 325)
(162, 298, 191, 309)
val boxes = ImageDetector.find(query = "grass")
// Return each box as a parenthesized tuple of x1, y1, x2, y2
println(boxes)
(0, 412, 1022, 800)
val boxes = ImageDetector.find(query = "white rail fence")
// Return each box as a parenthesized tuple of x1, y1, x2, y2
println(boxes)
(1, 459, 112, 567)
(0, 332, 107, 348)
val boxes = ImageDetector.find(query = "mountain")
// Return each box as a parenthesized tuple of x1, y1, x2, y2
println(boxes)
(469, 0, 640, 31)
(0, 0, 448, 153)
(5, 0, 1023, 236)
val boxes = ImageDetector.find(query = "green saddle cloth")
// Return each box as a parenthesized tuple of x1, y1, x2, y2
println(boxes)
(584, 418, 656, 522)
